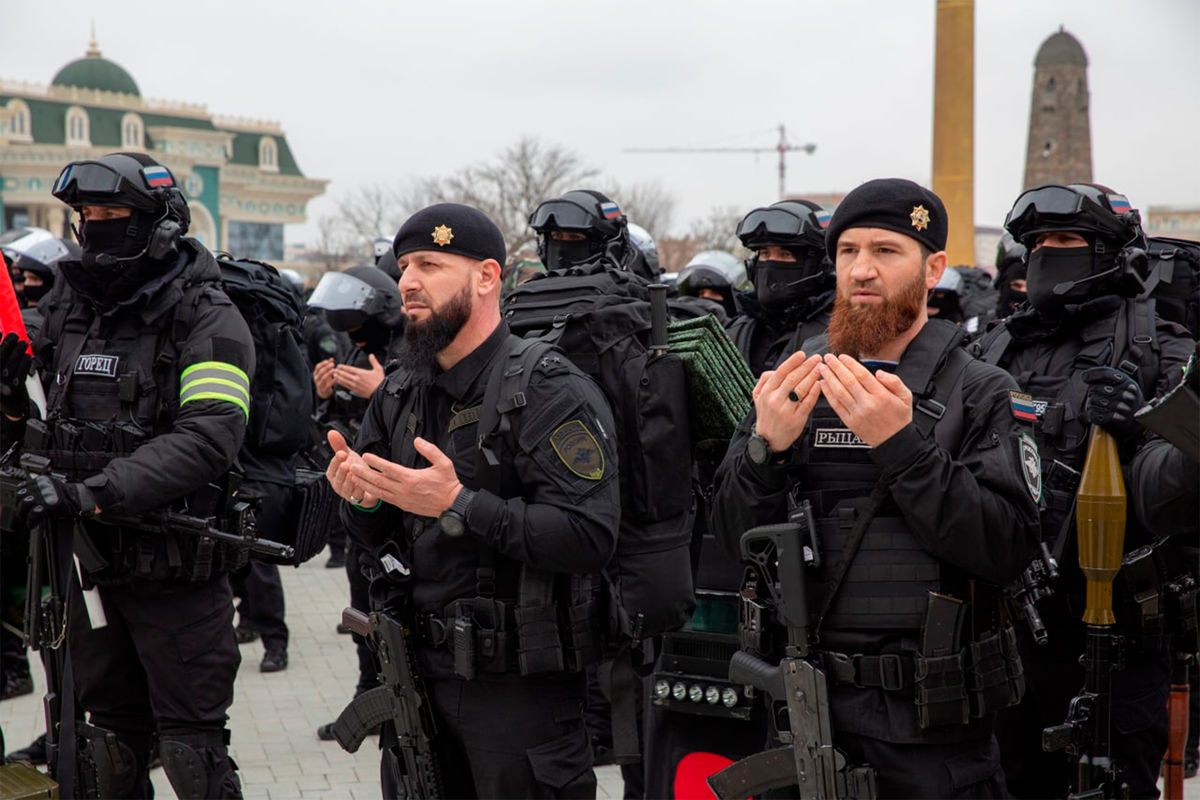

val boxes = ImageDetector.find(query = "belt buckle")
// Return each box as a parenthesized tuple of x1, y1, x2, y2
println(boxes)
(824, 651, 856, 686)
(878, 654, 904, 692)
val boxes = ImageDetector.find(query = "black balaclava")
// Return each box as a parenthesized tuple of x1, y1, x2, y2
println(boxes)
(543, 234, 606, 271)
(754, 249, 832, 314)
(995, 261, 1028, 318)
(348, 318, 395, 358)
(1026, 238, 1119, 316)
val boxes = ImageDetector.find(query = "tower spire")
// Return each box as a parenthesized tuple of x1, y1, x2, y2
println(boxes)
(86, 21, 101, 57)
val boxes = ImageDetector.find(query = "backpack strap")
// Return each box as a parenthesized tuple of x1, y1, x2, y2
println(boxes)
(976, 325, 1013, 367)
(903, 323, 972, 451)
(476, 335, 554, 482)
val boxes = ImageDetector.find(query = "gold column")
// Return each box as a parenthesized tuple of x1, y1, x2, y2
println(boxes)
(932, 0, 975, 266)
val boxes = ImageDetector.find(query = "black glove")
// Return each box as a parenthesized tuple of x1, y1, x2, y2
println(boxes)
(0, 332, 31, 418)
(1081, 366, 1145, 439)
(14, 476, 96, 528)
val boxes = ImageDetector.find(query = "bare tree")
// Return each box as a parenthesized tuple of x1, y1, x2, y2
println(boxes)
(607, 180, 677, 241)
(335, 183, 407, 250)
(312, 214, 355, 271)
(688, 206, 749, 256)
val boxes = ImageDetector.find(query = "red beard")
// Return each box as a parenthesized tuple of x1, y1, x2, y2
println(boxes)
(826, 266, 928, 357)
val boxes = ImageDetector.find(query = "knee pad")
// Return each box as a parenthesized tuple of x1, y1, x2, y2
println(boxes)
(160, 730, 242, 799)
(76, 723, 141, 799)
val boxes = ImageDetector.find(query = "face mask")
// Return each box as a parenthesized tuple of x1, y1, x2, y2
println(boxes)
(543, 238, 598, 270)
(79, 215, 148, 273)
(1026, 245, 1099, 315)
(21, 276, 52, 304)
(754, 256, 830, 312)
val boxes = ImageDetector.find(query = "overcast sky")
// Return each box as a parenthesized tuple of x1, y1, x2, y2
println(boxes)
(5, 0, 1198, 249)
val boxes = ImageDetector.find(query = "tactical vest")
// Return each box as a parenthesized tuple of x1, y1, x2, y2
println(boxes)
(797, 321, 970, 633)
(377, 338, 599, 679)
(728, 311, 828, 376)
(29, 279, 247, 583)
(977, 300, 1161, 522)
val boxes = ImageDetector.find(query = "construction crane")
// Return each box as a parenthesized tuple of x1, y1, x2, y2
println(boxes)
(625, 124, 817, 200)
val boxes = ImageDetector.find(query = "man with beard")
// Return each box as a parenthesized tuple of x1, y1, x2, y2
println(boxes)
(976, 184, 1195, 799)
(326, 203, 619, 799)
(710, 178, 1041, 798)
(7, 152, 250, 797)
(727, 199, 835, 376)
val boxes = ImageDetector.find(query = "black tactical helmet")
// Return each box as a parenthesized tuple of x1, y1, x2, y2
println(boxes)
(995, 232, 1026, 273)
(51, 151, 190, 233)
(307, 265, 404, 332)
(1003, 183, 1144, 250)
(736, 199, 830, 253)
(676, 250, 747, 296)
(529, 189, 633, 271)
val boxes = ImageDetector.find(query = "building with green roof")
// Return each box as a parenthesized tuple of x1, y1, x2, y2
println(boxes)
(0, 36, 326, 261)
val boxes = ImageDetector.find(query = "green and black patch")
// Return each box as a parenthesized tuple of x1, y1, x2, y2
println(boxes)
(550, 419, 605, 480)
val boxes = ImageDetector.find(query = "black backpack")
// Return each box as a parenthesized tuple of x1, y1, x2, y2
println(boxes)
(499, 266, 696, 641)
(212, 256, 314, 458)
(1144, 236, 1200, 339)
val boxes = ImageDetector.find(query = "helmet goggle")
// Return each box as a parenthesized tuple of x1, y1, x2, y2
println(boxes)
(51, 160, 164, 214)
(1004, 184, 1137, 246)
(737, 205, 829, 245)
(529, 199, 603, 233)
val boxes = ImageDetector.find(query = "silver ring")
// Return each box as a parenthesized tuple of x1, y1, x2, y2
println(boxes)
(349, 495, 361, 504)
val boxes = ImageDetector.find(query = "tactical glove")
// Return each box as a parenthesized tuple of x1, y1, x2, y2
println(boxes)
(0, 332, 31, 418)
(1081, 366, 1145, 440)
(15, 476, 96, 528)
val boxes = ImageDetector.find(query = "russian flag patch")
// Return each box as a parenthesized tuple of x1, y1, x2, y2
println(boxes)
(1009, 391, 1039, 422)
(815, 209, 832, 229)
(1107, 194, 1132, 214)
(53, 166, 73, 194)
(142, 165, 174, 188)
(600, 201, 621, 219)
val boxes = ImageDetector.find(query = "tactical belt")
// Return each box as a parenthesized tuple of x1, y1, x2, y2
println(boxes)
(813, 650, 916, 694)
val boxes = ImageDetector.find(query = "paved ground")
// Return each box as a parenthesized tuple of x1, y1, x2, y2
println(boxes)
(0, 548, 625, 799)
(2, 549, 1197, 799)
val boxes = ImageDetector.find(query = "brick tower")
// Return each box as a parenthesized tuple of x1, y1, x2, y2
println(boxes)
(1023, 27, 1093, 189)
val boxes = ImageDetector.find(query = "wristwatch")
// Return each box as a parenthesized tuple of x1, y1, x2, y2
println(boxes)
(746, 432, 787, 466)
(438, 487, 476, 537)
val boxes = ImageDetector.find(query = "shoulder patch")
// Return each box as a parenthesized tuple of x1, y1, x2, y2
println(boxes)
(1018, 432, 1042, 503)
(550, 419, 605, 480)
(1009, 391, 1039, 422)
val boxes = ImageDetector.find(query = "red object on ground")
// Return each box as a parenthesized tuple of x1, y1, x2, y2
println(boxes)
(674, 751, 739, 800)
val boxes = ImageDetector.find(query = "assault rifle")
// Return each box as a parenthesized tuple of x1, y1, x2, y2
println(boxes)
(708, 509, 877, 800)
(331, 548, 443, 799)
(1, 452, 294, 562)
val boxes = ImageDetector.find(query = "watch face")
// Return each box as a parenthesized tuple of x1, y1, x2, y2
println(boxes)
(747, 434, 768, 465)
(439, 512, 465, 538)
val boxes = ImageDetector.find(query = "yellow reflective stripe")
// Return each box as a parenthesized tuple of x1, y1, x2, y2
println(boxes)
(180, 376, 250, 403)
(181, 360, 250, 386)
(180, 391, 249, 419)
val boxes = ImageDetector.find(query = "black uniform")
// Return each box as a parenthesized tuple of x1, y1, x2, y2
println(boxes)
(29, 238, 253, 798)
(726, 289, 832, 376)
(710, 319, 1042, 798)
(343, 321, 620, 799)
(980, 301, 1194, 799)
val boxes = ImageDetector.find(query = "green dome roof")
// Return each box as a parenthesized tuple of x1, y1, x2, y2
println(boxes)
(52, 49, 140, 97)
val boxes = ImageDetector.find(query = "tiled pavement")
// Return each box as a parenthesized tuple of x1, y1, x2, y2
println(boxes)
(0, 548, 625, 799)
(3, 551, 1198, 798)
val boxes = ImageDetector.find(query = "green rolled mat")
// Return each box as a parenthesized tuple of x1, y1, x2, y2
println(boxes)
(667, 315, 754, 440)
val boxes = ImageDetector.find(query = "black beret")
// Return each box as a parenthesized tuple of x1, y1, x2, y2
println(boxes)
(393, 203, 506, 266)
(826, 178, 948, 258)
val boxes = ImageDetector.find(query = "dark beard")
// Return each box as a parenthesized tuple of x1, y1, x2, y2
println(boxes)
(396, 285, 472, 370)
(826, 265, 927, 357)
